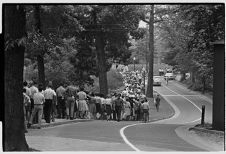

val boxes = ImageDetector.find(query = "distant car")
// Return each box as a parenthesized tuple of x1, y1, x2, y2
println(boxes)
(153, 76, 162, 86)
(164, 72, 175, 80)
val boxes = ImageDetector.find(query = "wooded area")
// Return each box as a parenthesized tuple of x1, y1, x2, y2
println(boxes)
(4, 4, 224, 151)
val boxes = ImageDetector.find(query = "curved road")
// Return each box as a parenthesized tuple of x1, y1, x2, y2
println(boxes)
(26, 80, 213, 151)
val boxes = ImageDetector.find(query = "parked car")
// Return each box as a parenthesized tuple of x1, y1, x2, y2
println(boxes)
(153, 76, 162, 86)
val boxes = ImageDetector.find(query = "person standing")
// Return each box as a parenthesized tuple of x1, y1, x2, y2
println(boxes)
(29, 81, 39, 124)
(114, 94, 124, 122)
(27, 85, 45, 129)
(56, 84, 66, 119)
(95, 95, 102, 119)
(141, 98, 149, 123)
(155, 94, 161, 112)
(29, 81, 38, 115)
(65, 85, 77, 120)
(105, 96, 112, 121)
(122, 97, 131, 121)
(43, 83, 56, 123)
(77, 87, 88, 119)
(88, 92, 96, 119)
(23, 88, 30, 133)
(111, 93, 117, 121)
(23, 81, 31, 123)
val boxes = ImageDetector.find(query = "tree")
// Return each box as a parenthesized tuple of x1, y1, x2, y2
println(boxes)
(25, 5, 80, 87)
(67, 5, 143, 96)
(4, 5, 29, 151)
(159, 4, 224, 92)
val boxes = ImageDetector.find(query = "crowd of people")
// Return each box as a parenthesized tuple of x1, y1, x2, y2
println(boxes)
(23, 67, 161, 132)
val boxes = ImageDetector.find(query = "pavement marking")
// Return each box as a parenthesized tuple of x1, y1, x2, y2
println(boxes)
(162, 95, 202, 97)
(163, 85, 202, 112)
(120, 123, 142, 151)
(120, 84, 206, 151)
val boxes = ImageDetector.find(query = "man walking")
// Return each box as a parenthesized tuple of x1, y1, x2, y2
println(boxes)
(155, 94, 161, 112)
(56, 84, 66, 119)
(27, 85, 45, 129)
(43, 82, 56, 123)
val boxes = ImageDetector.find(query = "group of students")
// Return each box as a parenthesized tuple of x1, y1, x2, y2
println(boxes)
(22, 67, 162, 131)
(22, 81, 91, 131)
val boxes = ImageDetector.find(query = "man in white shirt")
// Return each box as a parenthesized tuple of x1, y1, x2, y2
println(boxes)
(29, 81, 38, 113)
(44, 82, 56, 123)
(28, 85, 45, 129)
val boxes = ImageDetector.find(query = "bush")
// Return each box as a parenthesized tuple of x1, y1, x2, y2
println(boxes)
(85, 69, 124, 93)
(107, 69, 124, 90)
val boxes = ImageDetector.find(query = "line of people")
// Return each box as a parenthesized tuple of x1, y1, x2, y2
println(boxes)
(23, 68, 161, 131)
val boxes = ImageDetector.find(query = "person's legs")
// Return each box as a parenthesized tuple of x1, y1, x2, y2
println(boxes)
(46, 100, 52, 123)
(28, 106, 38, 127)
(37, 105, 43, 128)
(23, 105, 28, 132)
(70, 99, 75, 119)
(57, 97, 62, 118)
(65, 98, 70, 119)
(51, 100, 56, 122)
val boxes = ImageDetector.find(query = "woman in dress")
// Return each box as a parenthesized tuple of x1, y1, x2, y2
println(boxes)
(122, 97, 131, 121)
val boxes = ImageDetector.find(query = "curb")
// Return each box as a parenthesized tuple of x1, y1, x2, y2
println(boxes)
(29, 119, 93, 129)
(189, 127, 224, 136)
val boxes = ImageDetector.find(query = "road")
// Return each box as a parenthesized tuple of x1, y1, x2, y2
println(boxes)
(26, 79, 213, 151)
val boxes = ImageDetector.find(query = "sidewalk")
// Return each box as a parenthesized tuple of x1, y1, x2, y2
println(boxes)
(29, 118, 93, 129)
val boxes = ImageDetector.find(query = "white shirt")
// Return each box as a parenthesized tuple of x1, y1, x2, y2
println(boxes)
(33, 92, 45, 105)
(44, 87, 56, 100)
(24, 86, 31, 97)
(30, 86, 38, 99)
(105, 98, 112, 105)
(141, 102, 149, 110)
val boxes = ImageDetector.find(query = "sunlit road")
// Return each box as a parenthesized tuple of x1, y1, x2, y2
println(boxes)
(26, 79, 213, 151)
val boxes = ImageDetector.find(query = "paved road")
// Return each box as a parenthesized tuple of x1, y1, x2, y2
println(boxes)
(26, 79, 213, 151)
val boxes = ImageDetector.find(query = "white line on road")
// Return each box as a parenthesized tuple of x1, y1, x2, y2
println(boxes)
(120, 85, 203, 151)
(163, 85, 202, 112)
(120, 123, 142, 151)
(162, 95, 202, 97)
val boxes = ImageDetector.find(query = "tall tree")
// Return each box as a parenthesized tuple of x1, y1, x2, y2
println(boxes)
(146, 5, 154, 98)
(4, 5, 29, 151)
(67, 5, 143, 96)
(34, 5, 46, 87)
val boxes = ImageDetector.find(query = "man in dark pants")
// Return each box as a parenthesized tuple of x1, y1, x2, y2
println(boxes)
(114, 94, 124, 122)
(56, 84, 66, 118)
(44, 83, 56, 123)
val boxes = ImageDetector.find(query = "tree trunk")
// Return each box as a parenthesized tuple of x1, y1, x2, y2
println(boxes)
(34, 5, 45, 88)
(146, 5, 154, 98)
(96, 34, 108, 96)
(93, 9, 108, 96)
(37, 54, 45, 88)
(4, 5, 29, 151)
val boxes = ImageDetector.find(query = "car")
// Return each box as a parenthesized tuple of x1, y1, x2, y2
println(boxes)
(164, 72, 175, 80)
(153, 76, 162, 86)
